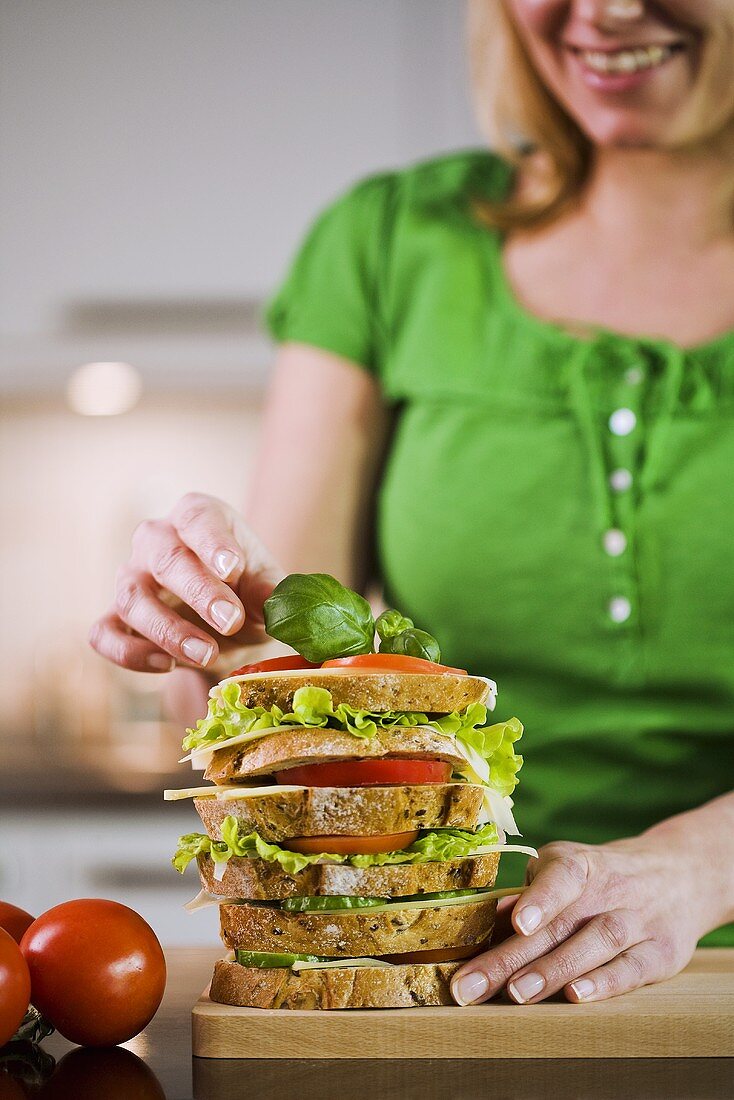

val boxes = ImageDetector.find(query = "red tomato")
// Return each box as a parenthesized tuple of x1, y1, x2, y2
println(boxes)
(20, 899, 166, 1047)
(283, 831, 420, 856)
(321, 654, 467, 675)
(0, 926, 31, 1047)
(276, 758, 452, 787)
(228, 655, 318, 677)
(384, 944, 482, 964)
(0, 901, 35, 945)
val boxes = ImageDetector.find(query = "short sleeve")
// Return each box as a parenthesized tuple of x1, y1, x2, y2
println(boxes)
(265, 173, 397, 373)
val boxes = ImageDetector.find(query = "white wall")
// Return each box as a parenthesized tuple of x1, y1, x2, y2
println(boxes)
(0, 393, 263, 733)
(0, 0, 479, 391)
(0, 807, 223, 946)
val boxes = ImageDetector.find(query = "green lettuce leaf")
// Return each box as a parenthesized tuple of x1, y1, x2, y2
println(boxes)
(182, 680, 290, 751)
(455, 716, 524, 797)
(172, 819, 500, 876)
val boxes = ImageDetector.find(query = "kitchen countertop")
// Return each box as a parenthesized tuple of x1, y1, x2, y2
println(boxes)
(2, 948, 732, 1099)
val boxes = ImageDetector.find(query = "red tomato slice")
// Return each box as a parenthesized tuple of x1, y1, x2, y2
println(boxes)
(383, 944, 484, 964)
(0, 901, 35, 945)
(228, 655, 318, 677)
(282, 831, 420, 856)
(276, 758, 452, 788)
(321, 654, 467, 675)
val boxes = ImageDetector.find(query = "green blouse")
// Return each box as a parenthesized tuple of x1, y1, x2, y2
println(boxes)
(267, 151, 734, 943)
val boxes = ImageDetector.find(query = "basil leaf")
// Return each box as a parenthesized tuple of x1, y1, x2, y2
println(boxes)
(263, 573, 375, 662)
(380, 627, 441, 663)
(375, 609, 413, 641)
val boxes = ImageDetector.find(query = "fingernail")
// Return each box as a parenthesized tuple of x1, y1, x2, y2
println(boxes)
(214, 549, 241, 580)
(570, 978, 595, 1001)
(182, 637, 215, 666)
(148, 653, 175, 672)
(452, 971, 490, 1006)
(515, 904, 543, 935)
(210, 599, 242, 633)
(508, 972, 545, 1004)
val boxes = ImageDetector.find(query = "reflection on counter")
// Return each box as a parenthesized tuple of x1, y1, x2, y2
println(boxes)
(198, 1057, 734, 1100)
(0, 1042, 165, 1100)
(4, 1047, 732, 1100)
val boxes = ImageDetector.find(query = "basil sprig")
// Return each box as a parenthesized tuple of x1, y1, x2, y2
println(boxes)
(263, 573, 441, 663)
(375, 609, 413, 641)
(376, 609, 441, 662)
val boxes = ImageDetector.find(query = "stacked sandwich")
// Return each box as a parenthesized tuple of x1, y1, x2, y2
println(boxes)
(166, 574, 533, 1010)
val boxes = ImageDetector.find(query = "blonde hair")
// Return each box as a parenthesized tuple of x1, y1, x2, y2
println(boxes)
(467, 0, 592, 231)
(468, 0, 734, 232)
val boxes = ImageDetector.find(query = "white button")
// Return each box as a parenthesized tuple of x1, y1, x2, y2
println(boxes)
(608, 596, 632, 623)
(625, 365, 644, 385)
(609, 468, 633, 492)
(603, 529, 627, 556)
(609, 408, 637, 436)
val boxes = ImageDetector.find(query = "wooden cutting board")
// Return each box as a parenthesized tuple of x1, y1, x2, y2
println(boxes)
(192, 947, 734, 1059)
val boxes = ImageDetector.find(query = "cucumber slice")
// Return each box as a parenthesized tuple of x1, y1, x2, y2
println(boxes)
(234, 950, 329, 968)
(280, 895, 388, 912)
(279, 889, 481, 913)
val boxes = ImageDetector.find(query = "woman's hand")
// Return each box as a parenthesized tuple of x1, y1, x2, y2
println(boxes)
(451, 822, 722, 1007)
(89, 492, 284, 672)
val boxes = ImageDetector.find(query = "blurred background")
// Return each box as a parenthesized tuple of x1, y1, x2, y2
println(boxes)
(0, 0, 480, 943)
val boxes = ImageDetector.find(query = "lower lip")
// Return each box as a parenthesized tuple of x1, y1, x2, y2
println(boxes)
(568, 50, 678, 93)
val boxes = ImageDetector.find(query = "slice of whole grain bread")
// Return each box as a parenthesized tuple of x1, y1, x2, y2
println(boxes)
(209, 957, 466, 1010)
(194, 782, 484, 842)
(218, 895, 497, 956)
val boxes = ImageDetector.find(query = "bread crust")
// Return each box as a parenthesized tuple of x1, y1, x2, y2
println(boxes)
(197, 851, 500, 899)
(218, 671, 489, 714)
(219, 897, 497, 956)
(194, 782, 484, 842)
(204, 724, 466, 782)
(210, 957, 465, 1010)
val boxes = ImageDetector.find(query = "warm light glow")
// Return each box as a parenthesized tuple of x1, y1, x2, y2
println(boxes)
(66, 361, 142, 416)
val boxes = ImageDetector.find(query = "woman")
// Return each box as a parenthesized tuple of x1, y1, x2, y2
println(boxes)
(90, 0, 734, 1006)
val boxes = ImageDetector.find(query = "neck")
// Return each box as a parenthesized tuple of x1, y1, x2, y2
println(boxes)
(579, 143, 734, 247)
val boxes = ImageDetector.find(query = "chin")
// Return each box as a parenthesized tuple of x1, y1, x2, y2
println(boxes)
(579, 111, 675, 150)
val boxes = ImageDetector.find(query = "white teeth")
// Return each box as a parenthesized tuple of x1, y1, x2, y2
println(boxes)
(578, 44, 673, 75)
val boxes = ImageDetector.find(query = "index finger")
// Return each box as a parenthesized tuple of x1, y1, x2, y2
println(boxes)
(172, 495, 285, 623)
(512, 846, 589, 936)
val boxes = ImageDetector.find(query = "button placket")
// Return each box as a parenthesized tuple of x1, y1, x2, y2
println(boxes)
(602, 358, 646, 628)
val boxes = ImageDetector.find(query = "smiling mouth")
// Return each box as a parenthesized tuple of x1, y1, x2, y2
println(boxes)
(566, 42, 685, 76)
